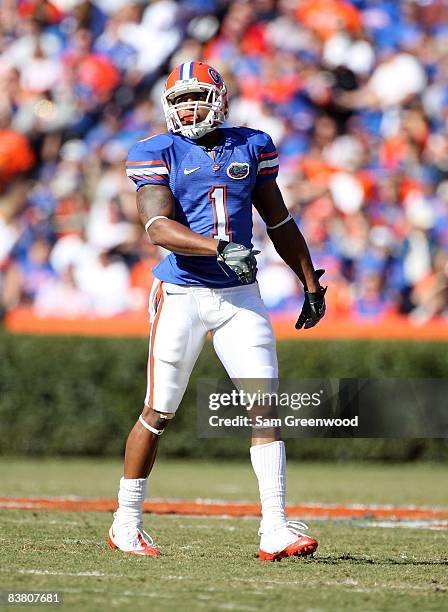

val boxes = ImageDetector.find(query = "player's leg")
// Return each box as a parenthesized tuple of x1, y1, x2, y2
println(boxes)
(110, 282, 207, 555)
(123, 405, 172, 479)
(211, 283, 318, 560)
(211, 285, 286, 537)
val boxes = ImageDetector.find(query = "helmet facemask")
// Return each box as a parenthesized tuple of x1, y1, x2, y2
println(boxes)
(162, 80, 228, 140)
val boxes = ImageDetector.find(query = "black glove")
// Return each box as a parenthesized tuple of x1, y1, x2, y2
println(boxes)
(217, 240, 260, 284)
(295, 269, 327, 330)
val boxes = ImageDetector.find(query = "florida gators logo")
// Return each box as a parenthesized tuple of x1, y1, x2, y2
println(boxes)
(208, 68, 222, 85)
(226, 162, 250, 180)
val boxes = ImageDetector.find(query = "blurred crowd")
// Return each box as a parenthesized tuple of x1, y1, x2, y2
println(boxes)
(0, 0, 447, 322)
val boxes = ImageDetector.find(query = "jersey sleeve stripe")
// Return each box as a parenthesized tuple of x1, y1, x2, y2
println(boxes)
(126, 160, 170, 168)
(258, 167, 278, 176)
(147, 175, 168, 182)
(257, 157, 279, 172)
(126, 167, 169, 176)
(258, 151, 278, 160)
(127, 174, 168, 184)
(129, 174, 168, 185)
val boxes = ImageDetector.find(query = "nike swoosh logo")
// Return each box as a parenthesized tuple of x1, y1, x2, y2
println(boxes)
(184, 167, 200, 175)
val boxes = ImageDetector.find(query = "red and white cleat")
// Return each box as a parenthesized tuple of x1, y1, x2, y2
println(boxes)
(108, 517, 160, 556)
(258, 521, 318, 561)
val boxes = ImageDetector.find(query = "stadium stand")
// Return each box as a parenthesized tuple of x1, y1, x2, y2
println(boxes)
(0, 0, 447, 327)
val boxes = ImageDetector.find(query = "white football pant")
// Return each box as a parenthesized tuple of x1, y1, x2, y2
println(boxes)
(144, 280, 278, 413)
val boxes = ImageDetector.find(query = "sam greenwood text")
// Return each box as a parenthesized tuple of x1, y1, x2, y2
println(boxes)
(209, 415, 359, 428)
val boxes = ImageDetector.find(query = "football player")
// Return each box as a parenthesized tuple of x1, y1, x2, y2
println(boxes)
(108, 62, 326, 561)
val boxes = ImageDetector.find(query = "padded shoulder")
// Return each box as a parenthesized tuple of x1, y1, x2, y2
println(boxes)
(132, 133, 174, 154)
(126, 134, 173, 189)
(227, 126, 273, 148)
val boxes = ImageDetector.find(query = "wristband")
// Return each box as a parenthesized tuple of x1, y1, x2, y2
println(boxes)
(266, 213, 292, 230)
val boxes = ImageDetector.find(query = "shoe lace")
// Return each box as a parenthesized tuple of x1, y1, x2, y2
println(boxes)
(258, 520, 310, 537)
(113, 513, 156, 548)
(286, 520, 310, 538)
(138, 528, 156, 548)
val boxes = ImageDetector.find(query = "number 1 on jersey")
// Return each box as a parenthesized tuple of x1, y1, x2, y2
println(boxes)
(209, 185, 232, 241)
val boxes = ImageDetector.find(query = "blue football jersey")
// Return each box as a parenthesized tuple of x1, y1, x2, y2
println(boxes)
(126, 127, 279, 288)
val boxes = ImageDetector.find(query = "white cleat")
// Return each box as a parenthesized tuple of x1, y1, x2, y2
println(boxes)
(259, 521, 318, 561)
(108, 516, 160, 556)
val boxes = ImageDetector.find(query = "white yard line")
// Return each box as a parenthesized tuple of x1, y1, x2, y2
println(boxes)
(2, 569, 445, 593)
(352, 519, 448, 531)
(16, 569, 107, 577)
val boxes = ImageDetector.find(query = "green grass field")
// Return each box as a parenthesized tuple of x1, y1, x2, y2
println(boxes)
(0, 459, 447, 611)
(1, 458, 448, 505)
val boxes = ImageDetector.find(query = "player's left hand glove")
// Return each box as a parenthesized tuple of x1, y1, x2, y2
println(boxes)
(217, 240, 260, 284)
(295, 269, 327, 330)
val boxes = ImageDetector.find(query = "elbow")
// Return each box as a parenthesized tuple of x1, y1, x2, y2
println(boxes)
(147, 228, 162, 246)
(147, 219, 167, 247)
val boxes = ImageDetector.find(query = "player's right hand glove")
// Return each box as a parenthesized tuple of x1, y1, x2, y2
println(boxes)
(217, 240, 260, 284)
(295, 269, 327, 330)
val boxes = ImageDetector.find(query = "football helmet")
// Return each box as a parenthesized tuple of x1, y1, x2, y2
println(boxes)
(162, 61, 229, 140)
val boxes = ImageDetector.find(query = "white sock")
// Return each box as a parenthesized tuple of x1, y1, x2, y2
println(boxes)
(250, 440, 287, 534)
(114, 477, 147, 527)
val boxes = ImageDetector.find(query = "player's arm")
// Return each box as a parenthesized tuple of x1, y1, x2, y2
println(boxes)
(252, 178, 320, 291)
(252, 178, 327, 329)
(137, 184, 218, 255)
(137, 184, 259, 283)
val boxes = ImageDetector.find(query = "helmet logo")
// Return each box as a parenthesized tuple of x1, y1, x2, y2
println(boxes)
(227, 162, 250, 180)
(208, 68, 222, 85)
